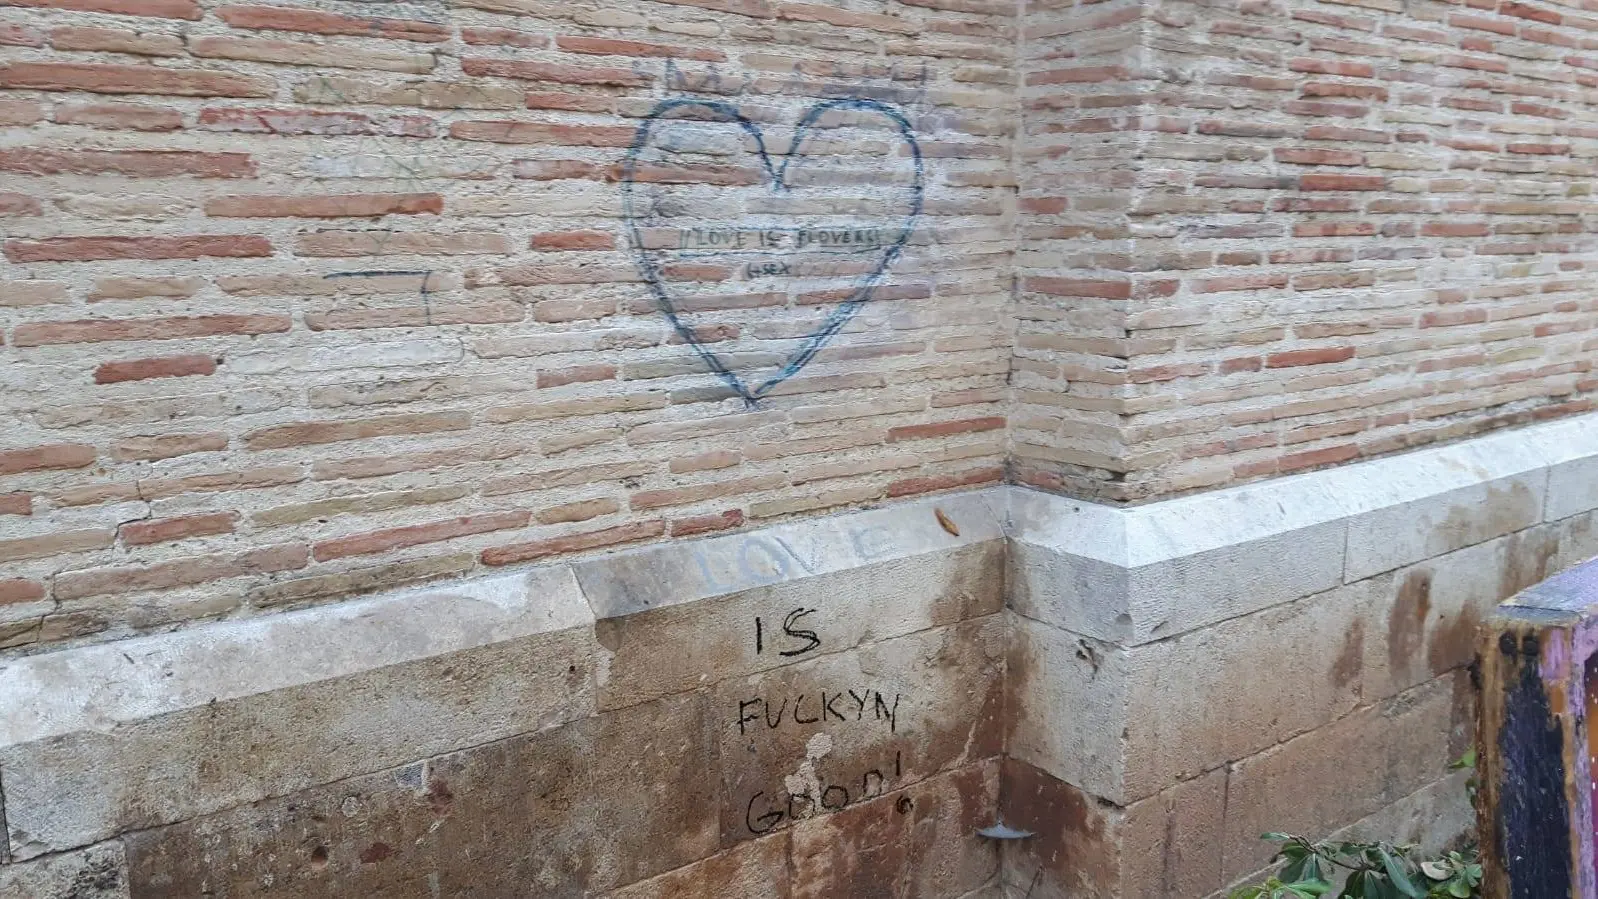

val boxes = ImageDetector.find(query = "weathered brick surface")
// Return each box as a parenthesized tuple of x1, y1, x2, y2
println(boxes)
(1013, 0, 1598, 501)
(0, 0, 1012, 654)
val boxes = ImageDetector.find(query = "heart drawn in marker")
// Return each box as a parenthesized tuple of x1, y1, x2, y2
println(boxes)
(621, 97, 924, 403)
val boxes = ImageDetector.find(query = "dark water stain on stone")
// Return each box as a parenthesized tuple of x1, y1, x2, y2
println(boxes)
(1429, 603, 1482, 677)
(425, 777, 454, 816)
(1332, 618, 1364, 691)
(1389, 568, 1432, 677)
(1500, 528, 1558, 601)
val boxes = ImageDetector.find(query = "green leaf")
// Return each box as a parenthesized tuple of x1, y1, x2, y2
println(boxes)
(1420, 861, 1451, 880)
(1379, 848, 1424, 898)
(1446, 880, 1470, 898)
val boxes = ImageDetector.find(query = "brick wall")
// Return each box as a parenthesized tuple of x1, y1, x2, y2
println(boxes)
(6, 0, 1598, 656)
(0, 0, 1014, 653)
(1014, 0, 1598, 502)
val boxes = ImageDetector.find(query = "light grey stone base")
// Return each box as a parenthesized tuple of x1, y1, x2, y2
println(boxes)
(3, 412, 1596, 896)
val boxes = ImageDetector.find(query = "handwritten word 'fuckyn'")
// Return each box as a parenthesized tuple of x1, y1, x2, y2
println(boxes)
(736, 689, 901, 736)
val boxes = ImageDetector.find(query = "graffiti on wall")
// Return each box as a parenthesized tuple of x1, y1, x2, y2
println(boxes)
(621, 97, 925, 403)
(725, 602, 915, 836)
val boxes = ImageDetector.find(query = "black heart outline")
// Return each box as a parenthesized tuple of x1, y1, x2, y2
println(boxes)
(620, 97, 924, 403)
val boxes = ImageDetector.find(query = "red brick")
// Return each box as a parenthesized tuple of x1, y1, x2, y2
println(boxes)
(1420, 308, 1489, 327)
(1293, 222, 1377, 237)
(0, 493, 32, 515)
(1421, 222, 1491, 237)
(669, 509, 745, 536)
(1278, 443, 1361, 472)
(0, 148, 254, 177)
(887, 416, 1006, 442)
(1500, 0, 1561, 23)
(3, 0, 198, 17)
(48, 25, 183, 55)
(1299, 173, 1387, 191)
(0, 528, 115, 563)
(777, 1, 913, 32)
(0, 579, 45, 605)
(313, 511, 529, 561)
(1265, 347, 1357, 367)
(122, 512, 238, 546)
(449, 119, 635, 146)
(0, 444, 96, 475)
(111, 433, 228, 461)
(1196, 274, 1290, 293)
(1023, 277, 1132, 299)
(53, 544, 309, 599)
(885, 466, 1003, 498)
(0, 62, 271, 96)
(1275, 147, 1365, 165)
(216, 5, 450, 41)
(204, 193, 443, 218)
(460, 26, 548, 47)
(480, 520, 665, 566)
(535, 498, 621, 525)
(460, 57, 650, 85)
(5, 236, 271, 263)
(0, 193, 42, 215)
(13, 315, 290, 346)
(196, 107, 433, 136)
(537, 364, 616, 388)
(54, 101, 182, 131)
(95, 354, 217, 384)
(555, 35, 725, 61)
(1288, 57, 1375, 76)
(245, 412, 471, 449)
(530, 230, 616, 250)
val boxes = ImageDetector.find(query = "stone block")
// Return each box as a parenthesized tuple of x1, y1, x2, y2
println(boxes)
(0, 842, 129, 899)
(1547, 455, 1598, 523)
(1009, 580, 1366, 804)
(575, 492, 1004, 619)
(998, 759, 1225, 899)
(123, 691, 717, 898)
(1007, 490, 1347, 644)
(3, 625, 598, 859)
(789, 762, 1000, 899)
(1344, 472, 1545, 581)
(1006, 614, 1130, 803)
(1221, 678, 1454, 881)
(715, 616, 1005, 846)
(601, 833, 792, 899)
(595, 540, 1004, 710)
(1554, 509, 1598, 571)
(1363, 525, 1560, 702)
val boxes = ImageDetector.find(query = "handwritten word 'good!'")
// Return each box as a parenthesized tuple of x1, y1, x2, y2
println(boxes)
(745, 751, 904, 834)
(674, 228, 888, 251)
(736, 689, 901, 736)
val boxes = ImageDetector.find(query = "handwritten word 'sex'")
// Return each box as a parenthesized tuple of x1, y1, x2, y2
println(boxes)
(754, 608, 820, 658)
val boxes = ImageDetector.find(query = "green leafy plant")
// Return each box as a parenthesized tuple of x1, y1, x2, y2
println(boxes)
(1228, 753, 1482, 899)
